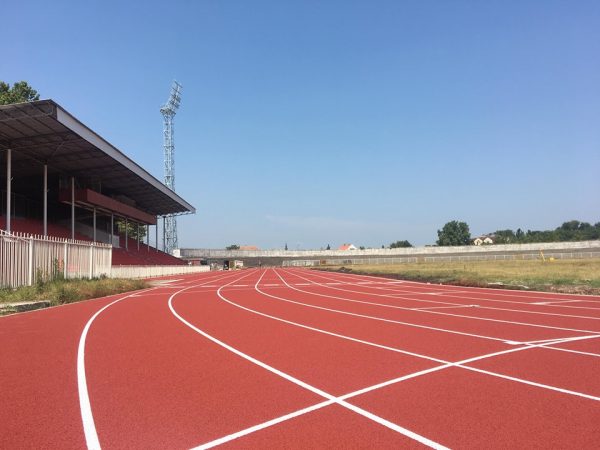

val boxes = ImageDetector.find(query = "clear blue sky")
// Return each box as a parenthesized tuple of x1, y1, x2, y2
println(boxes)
(3, 1, 599, 249)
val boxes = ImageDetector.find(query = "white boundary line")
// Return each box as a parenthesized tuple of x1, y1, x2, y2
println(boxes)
(270, 270, 590, 344)
(285, 269, 600, 334)
(76, 270, 242, 450)
(193, 399, 335, 449)
(296, 268, 600, 321)
(186, 269, 600, 449)
(78, 290, 151, 450)
(306, 267, 600, 300)
(280, 269, 600, 357)
(169, 269, 448, 450)
(255, 271, 600, 393)
(307, 269, 600, 312)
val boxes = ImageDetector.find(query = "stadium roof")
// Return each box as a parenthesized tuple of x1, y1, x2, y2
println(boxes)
(0, 100, 195, 216)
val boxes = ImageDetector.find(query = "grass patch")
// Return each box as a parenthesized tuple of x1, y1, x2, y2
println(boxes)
(315, 259, 600, 295)
(0, 277, 148, 308)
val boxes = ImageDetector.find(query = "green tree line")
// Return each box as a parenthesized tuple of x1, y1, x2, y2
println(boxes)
(435, 219, 600, 246)
(492, 220, 600, 244)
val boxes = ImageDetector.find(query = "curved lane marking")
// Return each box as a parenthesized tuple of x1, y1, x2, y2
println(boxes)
(77, 271, 241, 449)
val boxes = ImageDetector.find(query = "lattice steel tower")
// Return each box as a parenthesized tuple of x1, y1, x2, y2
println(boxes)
(160, 81, 182, 254)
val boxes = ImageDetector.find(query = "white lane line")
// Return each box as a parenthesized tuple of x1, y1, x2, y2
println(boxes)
(193, 400, 335, 449)
(170, 271, 448, 450)
(303, 268, 600, 300)
(533, 300, 587, 305)
(308, 269, 600, 318)
(420, 290, 471, 296)
(190, 270, 600, 448)
(286, 270, 600, 358)
(287, 270, 600, 354)
(78, 290, 150, 450)
(283, 269, 600, 335)
(130, 292, 174, 297)
(193, 362, 456, 449)
(275, 270, 599, 342)
(413, 305, 479, 311)
(259, 271, 600, 399)
(520, 334, 600, 358)
(528, 333, 600, 346)
(77, 271, 244, 450)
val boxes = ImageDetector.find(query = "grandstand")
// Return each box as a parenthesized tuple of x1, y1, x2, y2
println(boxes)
(0, 100, 195, 267)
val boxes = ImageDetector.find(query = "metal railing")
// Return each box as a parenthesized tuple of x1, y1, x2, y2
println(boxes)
(0, 230, 112, 288)
(283, 251, 600, 267)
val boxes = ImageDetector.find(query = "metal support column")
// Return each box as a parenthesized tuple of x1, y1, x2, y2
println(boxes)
(137, 223, 140, 251)
(43, 164, 48, 236)
(155, 222, 158, 252)
(93, 207, 97, 242)
(125, 217, 128, 250)
(71, 176, 75, 240)
(110, 213, 114, 247)
(163, 217, 166, 252)
(5, 149, 11, 233)
(146, 224, 149, 252)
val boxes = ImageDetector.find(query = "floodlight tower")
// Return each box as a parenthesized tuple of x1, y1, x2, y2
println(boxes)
(160, 81, 182, 254)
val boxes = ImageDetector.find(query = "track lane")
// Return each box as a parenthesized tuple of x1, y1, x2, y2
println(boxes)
(264, 271, 586, 345)
(84, 270, 327, 449)
(290, 269, 600, 329)
(216, 404, 424, 449)
(467, 345, 600, 397)
(250, 271, 600, 399)
(191, 268, 600, 448)
(301, 268, 600, 313)
(0, 289, 157, 449)
(171, 269, 449, 449)
(349, 366, 600, 449)
(4, 267, 598, 449)
(172, 269, 438, 396)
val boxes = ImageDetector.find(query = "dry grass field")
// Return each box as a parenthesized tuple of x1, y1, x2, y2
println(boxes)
(316, 259, 600, 295)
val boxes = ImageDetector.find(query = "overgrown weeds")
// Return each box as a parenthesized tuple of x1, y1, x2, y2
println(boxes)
(0, 277, 148, 307)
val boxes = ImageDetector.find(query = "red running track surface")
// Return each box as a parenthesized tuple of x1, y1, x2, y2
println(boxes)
(1, 268, 599, 449)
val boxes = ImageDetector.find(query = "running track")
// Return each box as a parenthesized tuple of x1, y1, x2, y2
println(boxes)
(1, 268, 599, 449)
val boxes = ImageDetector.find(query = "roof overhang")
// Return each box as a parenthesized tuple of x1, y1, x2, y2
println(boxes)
(0, 100, 195, 217)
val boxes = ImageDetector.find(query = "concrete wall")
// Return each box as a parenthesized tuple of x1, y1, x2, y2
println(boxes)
(110, 265, 209, 279)
(176, 240, 600, 260)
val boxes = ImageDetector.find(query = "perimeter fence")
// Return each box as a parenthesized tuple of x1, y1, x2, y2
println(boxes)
(0, 230, 112, 288)
(282, 251, 600, 267)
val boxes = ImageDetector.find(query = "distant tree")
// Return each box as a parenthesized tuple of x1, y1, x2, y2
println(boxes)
(381, 245, 385, 248)
(284, 243, 288, 250)
(389, 240, 412, 248)
(326, 244, 331, 250)
(437, 220, 471, 246)
(492, 229, 516, 244)
(515, 228, 524, 240)
(116, 219, 146, 240)
(359, 246, 365, 250)
(0, 81, 40, 105)
(226, 244, 240, 250)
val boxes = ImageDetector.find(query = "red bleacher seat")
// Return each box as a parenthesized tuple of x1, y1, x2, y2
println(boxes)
(1, 216, 185, 266)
